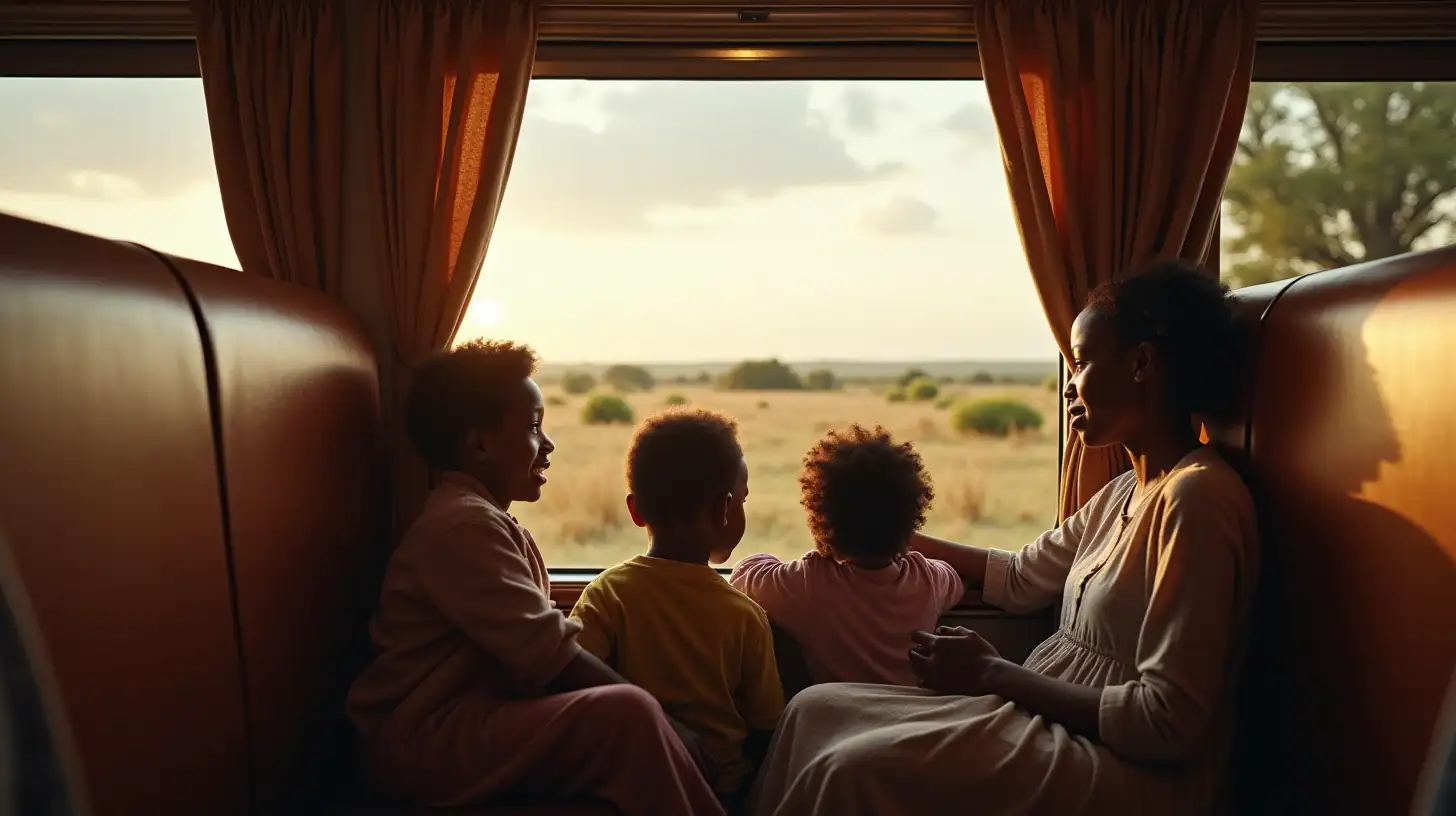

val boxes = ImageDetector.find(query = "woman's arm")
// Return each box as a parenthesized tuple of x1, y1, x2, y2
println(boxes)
(912, 520, 1082, 614)
(908, 532, 990, 587)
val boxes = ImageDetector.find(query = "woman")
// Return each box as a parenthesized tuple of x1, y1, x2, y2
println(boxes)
(747, 260, 1258, 815)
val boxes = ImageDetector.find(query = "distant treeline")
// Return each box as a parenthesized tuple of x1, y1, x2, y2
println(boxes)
(538, 358, 1056, 390)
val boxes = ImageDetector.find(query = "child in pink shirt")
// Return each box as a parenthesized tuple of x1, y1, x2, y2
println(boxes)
(729, 424, 964, 688)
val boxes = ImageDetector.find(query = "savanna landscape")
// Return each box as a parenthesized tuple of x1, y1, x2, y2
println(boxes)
(512, 360, 1061, 568)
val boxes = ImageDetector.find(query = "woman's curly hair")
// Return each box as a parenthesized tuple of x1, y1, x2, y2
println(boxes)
(1085, 258, 1241, 416)
(799, 424, 934, 563)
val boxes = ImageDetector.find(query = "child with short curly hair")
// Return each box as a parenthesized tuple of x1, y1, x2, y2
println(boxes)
(729, 424, 964, 688)
(569, 408, 784, 808)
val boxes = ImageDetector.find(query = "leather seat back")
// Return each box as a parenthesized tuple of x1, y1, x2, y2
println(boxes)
(162, 254, 386, 810)
(0, 212, 250, 815)
(1215, 245, 1456, 814)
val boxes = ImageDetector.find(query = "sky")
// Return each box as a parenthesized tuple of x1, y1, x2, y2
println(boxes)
(0, 76, 1060, 363)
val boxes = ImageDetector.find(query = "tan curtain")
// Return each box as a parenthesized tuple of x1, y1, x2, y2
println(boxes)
(977, 0, 1256, 520)
(358, 0, 538, 529)
(193, 0, 344, 292)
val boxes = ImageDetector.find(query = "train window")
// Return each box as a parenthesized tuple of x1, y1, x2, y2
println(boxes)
(467, 79, 1060, 568)
(21, 76, 1447, 568)
(0, 77, 238, 269)
(1221, 81, 1456, 287)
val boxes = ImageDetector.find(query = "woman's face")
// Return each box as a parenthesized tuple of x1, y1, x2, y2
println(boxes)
(1064, 307, 1152, 449)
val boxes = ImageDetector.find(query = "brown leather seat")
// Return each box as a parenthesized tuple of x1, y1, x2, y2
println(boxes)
(0, 213, 250, 815)
(1214, 245, 1456, 814)
(0, 528, 90, 815)
(160, 253, 389, 810)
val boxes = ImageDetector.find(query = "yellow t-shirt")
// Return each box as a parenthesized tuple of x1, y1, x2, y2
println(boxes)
(569, 554, 785, 796)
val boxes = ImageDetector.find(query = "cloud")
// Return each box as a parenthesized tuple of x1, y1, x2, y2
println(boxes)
(944, 101, 999, 145)
(503, 82, 903, 229)
(860, 195, 939, 235)
(0, 77, 904, 229)
(0, 79, 217, 198)
(843, 87, 879, 134)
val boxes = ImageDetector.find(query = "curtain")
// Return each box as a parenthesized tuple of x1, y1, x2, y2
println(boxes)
(193, 0, 343, 292)
(358, 0, 538, 530)
(976, 0, 1257, 520)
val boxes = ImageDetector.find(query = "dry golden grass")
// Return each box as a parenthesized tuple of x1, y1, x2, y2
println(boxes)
(513, 383, 1061, 568)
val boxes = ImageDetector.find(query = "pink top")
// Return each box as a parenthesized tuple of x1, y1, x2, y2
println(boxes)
(347, 471, 582, 757)
(729, 551, 965, 687)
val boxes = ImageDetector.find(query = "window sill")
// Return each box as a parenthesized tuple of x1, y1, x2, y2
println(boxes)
(548, 569, 1049, 617)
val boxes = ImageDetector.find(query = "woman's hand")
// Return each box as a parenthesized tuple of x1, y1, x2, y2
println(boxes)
(909, 625, 1005, 696)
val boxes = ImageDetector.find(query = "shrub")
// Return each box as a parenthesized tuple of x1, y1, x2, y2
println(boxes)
(757, 400, 771, 410)
(1043, 372, 1060, 392)
(603, 364, 654, 392)
(719, 358, 803, 390)
(694, 371, 712, 384)
(665, 394, 688, 406)
(561, 371, 596, 395)
(906, 376, 940, 402)
(546, 395, 567, 407)
(581, 394, 635, 425)
(896, 368, 929, 388)
(804, 368, 839, 391)
(952, 397, 1044, 437)
(886, 389, 907, 403)
(970, 371, 995, 385)
(934, 396, 955, 410)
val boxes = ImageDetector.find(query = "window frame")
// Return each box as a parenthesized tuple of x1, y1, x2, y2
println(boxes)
(6, 39, 1456, 81)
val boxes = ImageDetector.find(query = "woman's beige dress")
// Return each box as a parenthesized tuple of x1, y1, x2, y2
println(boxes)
(746, 446, 1259, 815)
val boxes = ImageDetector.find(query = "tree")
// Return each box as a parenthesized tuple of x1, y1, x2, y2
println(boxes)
(581, 394, 635, 425)
(602, 364, 654, 392)
(1223, 82, 1456, 288)
(561, 371, 595, 395)
(804, 369, 839, 391)
(953, 398, 1044, 438)
(906, 377, 940, 402)
(896, 368, 929, 388)
(719, 359, 803, 391)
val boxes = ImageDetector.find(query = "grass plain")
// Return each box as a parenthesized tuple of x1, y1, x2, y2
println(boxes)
(513, 380, 1061, 568)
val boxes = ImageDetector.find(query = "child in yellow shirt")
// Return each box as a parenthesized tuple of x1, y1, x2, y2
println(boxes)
(569, 409, 785, 808)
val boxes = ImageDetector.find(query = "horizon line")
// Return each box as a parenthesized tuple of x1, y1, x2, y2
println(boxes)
(537, 356, 1058, 366)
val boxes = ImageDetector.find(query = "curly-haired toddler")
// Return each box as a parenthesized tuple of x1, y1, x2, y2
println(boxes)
(728, 424, 964, 687)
